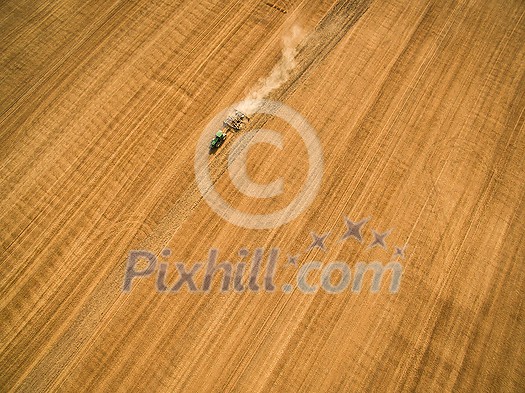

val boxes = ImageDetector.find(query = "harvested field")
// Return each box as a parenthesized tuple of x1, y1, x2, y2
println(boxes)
(1, 0, 524, 391)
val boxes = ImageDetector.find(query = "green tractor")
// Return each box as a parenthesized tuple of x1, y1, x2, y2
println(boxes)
(209, 110, 249, 151)
(210, 130, 226, 150)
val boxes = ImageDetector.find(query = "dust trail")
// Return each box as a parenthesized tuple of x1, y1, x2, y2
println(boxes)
(237, 25, 307, 116)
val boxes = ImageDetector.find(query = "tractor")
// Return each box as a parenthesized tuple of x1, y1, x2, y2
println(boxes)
(209, 110, 249, 151)
(210, 130, 226, 150)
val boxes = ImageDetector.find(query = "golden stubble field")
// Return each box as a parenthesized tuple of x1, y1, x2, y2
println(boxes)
(1, 0, 524, 391)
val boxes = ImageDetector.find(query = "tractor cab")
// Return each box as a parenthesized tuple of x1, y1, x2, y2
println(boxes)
(210, 130, 226, 149)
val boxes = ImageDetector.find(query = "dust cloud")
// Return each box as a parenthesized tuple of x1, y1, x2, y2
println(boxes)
(237, 25, 307, 116)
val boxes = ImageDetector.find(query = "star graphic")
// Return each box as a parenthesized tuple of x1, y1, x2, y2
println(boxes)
(341, 217, 370, 243)
(287, 255, 299, 264)
(368, 229, 392, 249)
(308, 232, 329, 251)
(392, 245, 407, 259)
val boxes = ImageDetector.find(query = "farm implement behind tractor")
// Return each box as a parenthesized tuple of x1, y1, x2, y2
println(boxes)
(209, 110, 250, 151)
